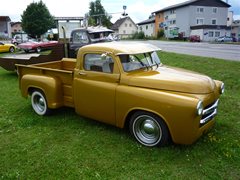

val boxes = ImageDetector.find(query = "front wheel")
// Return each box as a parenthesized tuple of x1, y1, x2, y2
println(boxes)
(31, 90, 50, 115)
(36, 47, 41, 53)
(129, 111, 170, 147)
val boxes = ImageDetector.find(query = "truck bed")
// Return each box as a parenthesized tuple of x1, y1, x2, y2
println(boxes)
(17, 58, 76, 107)
(0, 43, 64, 71)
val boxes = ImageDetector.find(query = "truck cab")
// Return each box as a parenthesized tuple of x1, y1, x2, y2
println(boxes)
(68, 27, 114, 58)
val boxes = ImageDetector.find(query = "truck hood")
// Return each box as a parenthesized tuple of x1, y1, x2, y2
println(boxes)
(128, 66, 216, 94)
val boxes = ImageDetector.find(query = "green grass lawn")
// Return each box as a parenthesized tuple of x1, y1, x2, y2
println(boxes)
(0, 52, 240, 179)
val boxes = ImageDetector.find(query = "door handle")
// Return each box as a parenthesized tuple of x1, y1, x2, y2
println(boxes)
(79, 72, 86, 76)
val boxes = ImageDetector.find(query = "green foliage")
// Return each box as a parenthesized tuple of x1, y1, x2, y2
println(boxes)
(88, 0, 112, 28)
(132, 31, 145, 39)
(157, 29, 165, 38)
(21, 0, 55, 38)
(0, 52, 240, 178)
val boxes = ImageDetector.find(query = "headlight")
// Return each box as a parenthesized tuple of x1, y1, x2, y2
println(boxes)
(220, 83, 225, 94)
(196, 101, 203, 116)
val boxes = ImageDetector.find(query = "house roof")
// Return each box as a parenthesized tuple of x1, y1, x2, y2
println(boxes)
(11, 22, 21, 26)
(137, 17, 155, 26)
(111, 17, 128, 30)
(0, 16, 11, 21)
(153, 0, 231, 14)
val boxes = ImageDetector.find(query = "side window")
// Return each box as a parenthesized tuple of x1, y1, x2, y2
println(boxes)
(84, 54, 114, 73)
(73, 31, 89, 44)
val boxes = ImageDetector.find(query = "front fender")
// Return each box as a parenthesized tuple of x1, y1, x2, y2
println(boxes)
(21, 74, 63, 108)
(116, 85, 201, 144)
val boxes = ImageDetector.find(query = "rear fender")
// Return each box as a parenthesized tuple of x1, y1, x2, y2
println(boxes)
(21, 74, 63, 108)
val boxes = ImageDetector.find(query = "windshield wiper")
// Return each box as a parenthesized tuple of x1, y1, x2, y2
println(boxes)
(134, 55, 149, 70)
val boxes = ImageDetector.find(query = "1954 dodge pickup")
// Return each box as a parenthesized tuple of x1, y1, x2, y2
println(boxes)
(16, 42, 224, 147)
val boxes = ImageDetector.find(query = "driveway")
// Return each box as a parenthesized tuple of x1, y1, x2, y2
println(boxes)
(136, 40, 240, 62)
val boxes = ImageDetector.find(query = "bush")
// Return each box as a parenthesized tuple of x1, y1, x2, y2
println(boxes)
(132, 31, 145, 39)
(157, 29, 165, 38)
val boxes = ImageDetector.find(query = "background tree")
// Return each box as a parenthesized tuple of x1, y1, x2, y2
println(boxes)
(21, 0, 55, 38)
(88, 0, 112, 28)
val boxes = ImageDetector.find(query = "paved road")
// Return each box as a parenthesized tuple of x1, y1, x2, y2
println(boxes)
(144, 41, 240, 62)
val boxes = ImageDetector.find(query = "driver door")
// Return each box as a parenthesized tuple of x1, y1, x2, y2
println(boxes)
(74, 53, 120, 125)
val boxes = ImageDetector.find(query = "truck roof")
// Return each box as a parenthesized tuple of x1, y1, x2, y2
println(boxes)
(79, 42, 161, 55)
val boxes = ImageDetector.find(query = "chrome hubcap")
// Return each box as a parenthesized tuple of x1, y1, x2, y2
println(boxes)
(134, 115, 162, 146)
(34, 95, 45, 112)
(143, 120, 157, 134)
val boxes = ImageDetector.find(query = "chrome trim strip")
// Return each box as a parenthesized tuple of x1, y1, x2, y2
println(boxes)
(200, 109, 217, 124)
(200, 99, 219, 125)
(203, 99, 219, 115)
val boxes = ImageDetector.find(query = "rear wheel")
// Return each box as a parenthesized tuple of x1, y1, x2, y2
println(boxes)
(129, 111, 170, 147)
(9, 46, 15, 53)
(31, 90, 50, 115)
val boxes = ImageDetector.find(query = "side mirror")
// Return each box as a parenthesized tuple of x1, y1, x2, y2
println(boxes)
(101, 53, 107, 60)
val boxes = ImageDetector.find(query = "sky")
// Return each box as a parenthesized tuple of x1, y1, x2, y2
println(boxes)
(1, 0, 240, 23)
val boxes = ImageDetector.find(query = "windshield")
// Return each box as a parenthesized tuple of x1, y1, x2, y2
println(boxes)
(89, 32, 113, 42)
(119, 51, 161, 72)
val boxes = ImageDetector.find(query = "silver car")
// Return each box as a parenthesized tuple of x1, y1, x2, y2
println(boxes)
(216, 36, 233, 42)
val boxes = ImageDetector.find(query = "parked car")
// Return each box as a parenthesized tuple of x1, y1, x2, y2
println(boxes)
(11, 33, 29, 45)
(16, 42, 224, 147)
(18, 39, 59, 53)
(0, 42, 16, 53)
(216, 36, 233, 42)
(189, 35, 200, 42)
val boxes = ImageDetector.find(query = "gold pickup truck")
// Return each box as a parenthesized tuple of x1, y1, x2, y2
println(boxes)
(16, 42, 224, 147)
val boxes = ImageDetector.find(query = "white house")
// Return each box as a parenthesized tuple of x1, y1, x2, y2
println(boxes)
(0, 16, 11, 38)
(111, 17, 138, 39)
(153, 0, 231, 41)
(137, 17, 155, 37)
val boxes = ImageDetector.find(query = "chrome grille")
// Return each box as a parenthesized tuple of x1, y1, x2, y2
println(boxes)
(200, 99, 219, 125)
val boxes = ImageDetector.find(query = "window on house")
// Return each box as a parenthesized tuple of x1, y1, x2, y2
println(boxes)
(197, 18, 204, 25)
(197, 7, 204, 13)
(125, 23, 127, 27)
(170, 9, 175, 14)
(212, 19, 217, 25)
(165, 16, 168, 20)
(213, 8, 217, 13)
(158, 14, 161, 19)
(209, 31, 214, 37)
(123, 30, 126, 34)
(129, 24, 132, 27)
(146, 25, 148, 30)
(173, 20, 176, 24)
(215, 31, 220, 37)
